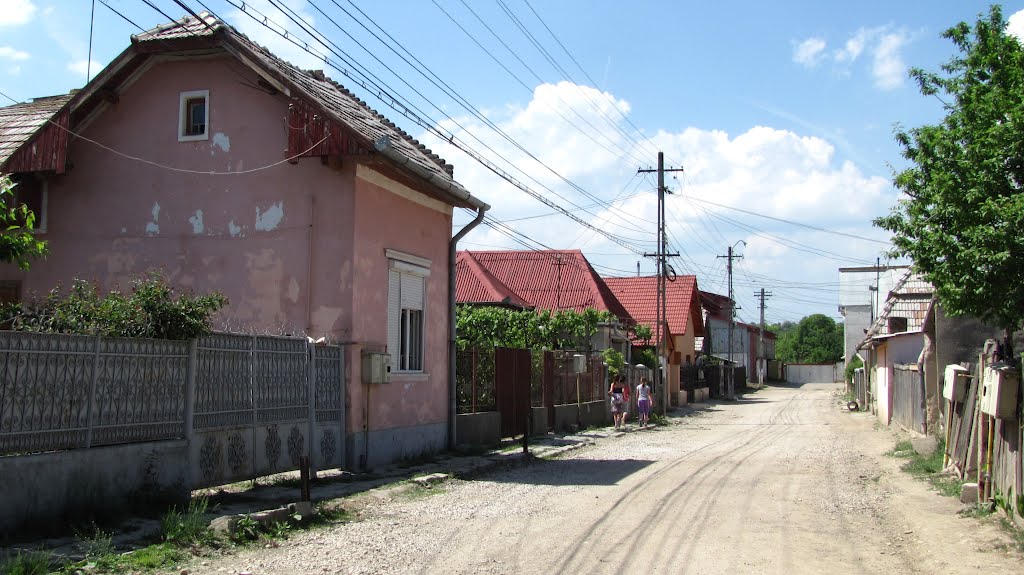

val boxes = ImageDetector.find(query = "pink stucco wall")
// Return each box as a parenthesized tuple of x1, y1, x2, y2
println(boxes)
(347, 172, 452, 432)
(0, 54, 454, 440)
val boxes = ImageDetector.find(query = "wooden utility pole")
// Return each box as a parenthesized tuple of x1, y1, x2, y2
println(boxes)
(639, 152, 682, 414)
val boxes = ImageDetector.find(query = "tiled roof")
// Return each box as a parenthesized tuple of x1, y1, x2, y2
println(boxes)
(455, 250, 632, 321)
(127, 12, 479, 207)
(455, 251, 531, 308)
(0, 94, 72, 170)
(860, 269, 933, 346)
(603, 275, 704, 345)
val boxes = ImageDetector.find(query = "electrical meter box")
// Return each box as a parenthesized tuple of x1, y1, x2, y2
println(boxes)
(942, 364, 969, 403)
(362, 352, 391, 384)
(980, 365, 1019, 419)
(572, 354, 587, 373)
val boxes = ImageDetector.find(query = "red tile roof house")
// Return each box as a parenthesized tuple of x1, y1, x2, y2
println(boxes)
(0, 13, 489, 470)
(455, 249, 633, 435)
(603, 275, 706, 406)
(455, 249, 634, 352)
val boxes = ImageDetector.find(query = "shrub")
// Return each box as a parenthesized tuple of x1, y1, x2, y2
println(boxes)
(2, 271, 227, 339)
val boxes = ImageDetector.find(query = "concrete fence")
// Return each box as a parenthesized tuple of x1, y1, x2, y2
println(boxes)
(0, 331, 344, 533)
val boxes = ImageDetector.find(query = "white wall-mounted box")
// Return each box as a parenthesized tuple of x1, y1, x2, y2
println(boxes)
(362, 352, 391, 384)
(573, 354, 587, 373)
(942, 364, 970, 403)
(980, 365, 1019, 419)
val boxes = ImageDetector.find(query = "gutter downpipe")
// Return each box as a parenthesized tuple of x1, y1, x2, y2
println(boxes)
(449, 206, 487, 449)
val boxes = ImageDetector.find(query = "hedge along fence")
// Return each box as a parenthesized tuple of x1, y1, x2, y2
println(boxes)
(0, 330, 345, 484)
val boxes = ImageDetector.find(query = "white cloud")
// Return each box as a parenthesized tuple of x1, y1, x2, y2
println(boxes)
(793, 37, 827, 68)
(67, 59, 102, 78)
(872, 31, 908, 90)
(0, 46, 29, 61)
(801, 26, 910, 90)
(0, 0, 36, 27)
(418, 82, 893, 298)
(1007, 9, 1024, 40)
(835, 28, 873, 63)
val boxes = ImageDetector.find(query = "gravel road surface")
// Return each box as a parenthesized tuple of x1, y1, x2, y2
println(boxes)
(178, 382, 1024, 575)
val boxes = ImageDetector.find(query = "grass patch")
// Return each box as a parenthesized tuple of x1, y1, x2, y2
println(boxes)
(394, 482, 447, 502)
(997, 517, 1024, 552)
(161, 497, 215, 546)
(890, 438, 963, 498)
(887, 439, 915, 457)
(959, 503, 995, 519)
(0, 550, 51, 575)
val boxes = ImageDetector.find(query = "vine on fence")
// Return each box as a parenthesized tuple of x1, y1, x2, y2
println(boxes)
(456, 305, 619, 351)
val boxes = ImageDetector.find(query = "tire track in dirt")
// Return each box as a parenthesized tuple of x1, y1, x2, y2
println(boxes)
(551, 386, 808, 573)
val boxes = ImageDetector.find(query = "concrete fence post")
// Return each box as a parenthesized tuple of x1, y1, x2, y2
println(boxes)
(84, 335, 101, 449)
(307, 341, 316, 474)
(338, 346, 346, 472)
(184, 339, 197, 445)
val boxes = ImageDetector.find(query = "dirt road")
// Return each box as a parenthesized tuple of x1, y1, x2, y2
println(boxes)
(183, 382, 1023, 574)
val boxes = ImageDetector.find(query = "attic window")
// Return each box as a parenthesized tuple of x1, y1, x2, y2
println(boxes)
(178, 90, 209, 141)
(888, 317, 908, 333)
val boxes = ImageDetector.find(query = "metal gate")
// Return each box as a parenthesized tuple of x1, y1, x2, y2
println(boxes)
(892, 363, 926, 433)
(495, 347, 532, 438)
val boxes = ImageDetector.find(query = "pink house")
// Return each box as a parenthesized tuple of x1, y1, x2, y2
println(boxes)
(0, 13, 488, 468)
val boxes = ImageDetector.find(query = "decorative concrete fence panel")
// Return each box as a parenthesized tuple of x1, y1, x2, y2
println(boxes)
(0, 332, 189, 455)
(0, 330, 344, 533)
(190, 334, 344, 489)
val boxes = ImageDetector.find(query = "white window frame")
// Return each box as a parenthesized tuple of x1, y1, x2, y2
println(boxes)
(178, 90, 209, 142)
(387, 250, 431, 374)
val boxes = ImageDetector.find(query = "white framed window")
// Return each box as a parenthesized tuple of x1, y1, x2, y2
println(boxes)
(386, 250, 430, 373)
(178, 90, 209, 141)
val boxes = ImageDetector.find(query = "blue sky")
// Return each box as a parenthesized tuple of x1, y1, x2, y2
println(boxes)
(3, 1, 1023, 326)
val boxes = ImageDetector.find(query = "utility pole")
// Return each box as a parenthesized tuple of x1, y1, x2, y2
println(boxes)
(639, 152, 682, 415)
(755, 287, 772, 386)
(718, 243, 744, 399)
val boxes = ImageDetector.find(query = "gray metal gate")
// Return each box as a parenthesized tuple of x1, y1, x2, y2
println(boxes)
(892, 363, 925, 433)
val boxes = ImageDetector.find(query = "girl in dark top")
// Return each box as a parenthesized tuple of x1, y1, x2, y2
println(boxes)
(609, 374, 629, 429)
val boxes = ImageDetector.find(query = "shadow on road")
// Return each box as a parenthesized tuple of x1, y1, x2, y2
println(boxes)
(482, 457, 655, 486)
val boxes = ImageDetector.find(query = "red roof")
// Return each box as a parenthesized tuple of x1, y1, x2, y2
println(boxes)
(604, 275, 705, 345)
(455, 250, 632, 321)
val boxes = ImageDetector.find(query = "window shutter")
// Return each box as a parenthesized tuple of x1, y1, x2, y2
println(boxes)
(401, 274, 424, 310)
(388, 270, 400, 371)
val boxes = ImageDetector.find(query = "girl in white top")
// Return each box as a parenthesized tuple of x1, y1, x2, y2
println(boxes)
(636, 377, 652, 428)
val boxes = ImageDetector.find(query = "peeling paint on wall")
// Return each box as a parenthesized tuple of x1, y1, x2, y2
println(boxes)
(286, 277, 300, 303)
(255, 202, 284, 231)
(228, 220, 242, 237)
(189, 210, 204, 234)
(145, 202, 160, 235)
(212, 132, 230, 153)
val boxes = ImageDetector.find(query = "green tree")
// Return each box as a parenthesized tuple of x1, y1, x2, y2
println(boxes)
(874, 5, 1024, 351)
(0, 174, 47, 269)
(772, 314, 842, 363)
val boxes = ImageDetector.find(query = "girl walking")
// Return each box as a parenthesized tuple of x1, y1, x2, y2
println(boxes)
(609, 374, 629, 429)
(636, 376, 652, 428)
